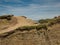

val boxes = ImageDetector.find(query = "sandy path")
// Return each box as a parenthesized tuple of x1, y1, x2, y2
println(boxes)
(0, 16, 35, 34)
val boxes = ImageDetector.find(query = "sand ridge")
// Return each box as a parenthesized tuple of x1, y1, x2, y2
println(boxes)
(0, 16, 36, 34)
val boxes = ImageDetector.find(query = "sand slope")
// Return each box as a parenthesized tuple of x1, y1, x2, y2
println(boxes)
(0, 16, 36, 34)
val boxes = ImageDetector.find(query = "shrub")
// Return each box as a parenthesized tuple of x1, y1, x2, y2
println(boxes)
(16, 26, 36, 31)
(54, 16, 57, 19)
(38, 19, 48, 24)
(6, 17, 11, 20)
(50, 22, 54, 25)
(47, 17, 60, 26)
(56, 18, 60, 23)
(36, 24, 47, 30)
(0, 15, 14, 20)
(36, 25, 43, 30)
(21, 16, 27, 18)
(20, 26, 31, 30)
(16, 25, 48, 31)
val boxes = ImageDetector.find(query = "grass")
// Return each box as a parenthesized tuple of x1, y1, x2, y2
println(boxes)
(16, 16, 60, 31)
(38, 16, 60, 27)
(16, 24, 48, 31)
(0, 15, 14, 30)
(0, 19, 10, 29)
(0, 16, 60, 45)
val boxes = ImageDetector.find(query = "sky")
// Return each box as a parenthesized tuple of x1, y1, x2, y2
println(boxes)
(0, 0, 60, 20)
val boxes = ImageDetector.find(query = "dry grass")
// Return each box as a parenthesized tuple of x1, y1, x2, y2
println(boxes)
(0, 15, 60, 45)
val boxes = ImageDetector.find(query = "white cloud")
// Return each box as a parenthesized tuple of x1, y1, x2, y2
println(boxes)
(0, 3, 60, 20)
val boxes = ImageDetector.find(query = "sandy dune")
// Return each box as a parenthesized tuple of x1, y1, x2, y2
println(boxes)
(0, 16, 36, 34)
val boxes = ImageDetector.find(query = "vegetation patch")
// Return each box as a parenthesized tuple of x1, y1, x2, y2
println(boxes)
(16, 26, 36, 31)
(36, 24, 47, 30)
(16, 24, 48, 31)
(38, 16, 60, 27)
(0, 15, 14, 20)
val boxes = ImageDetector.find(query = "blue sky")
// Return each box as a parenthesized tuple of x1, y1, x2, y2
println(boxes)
(0, 0, 60, 20)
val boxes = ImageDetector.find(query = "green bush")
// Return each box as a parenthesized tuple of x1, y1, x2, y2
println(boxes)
(36, 24, 47, 30)
(47, 17, 60, 26)
(16, 26, 36, 31)
(38, 19, 48, 24)
(16, 25, 48, 31)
